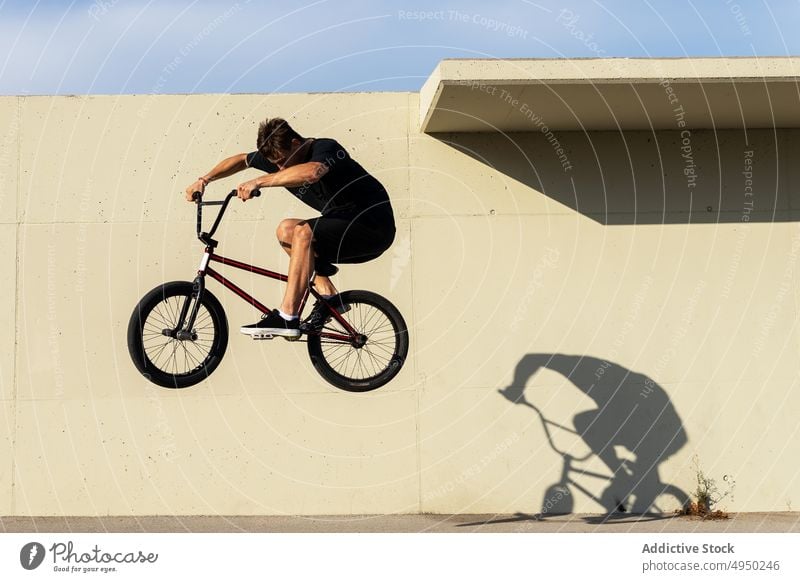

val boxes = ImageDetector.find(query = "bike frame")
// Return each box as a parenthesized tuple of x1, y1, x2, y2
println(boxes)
(176, 189, 358, 343)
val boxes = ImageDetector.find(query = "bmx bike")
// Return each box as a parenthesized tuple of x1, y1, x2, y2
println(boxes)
(127, 189, 409, 392)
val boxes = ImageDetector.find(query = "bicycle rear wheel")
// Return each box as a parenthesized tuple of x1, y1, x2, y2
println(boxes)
(306, 290, 408, 392)
(127, 281, 228, 388)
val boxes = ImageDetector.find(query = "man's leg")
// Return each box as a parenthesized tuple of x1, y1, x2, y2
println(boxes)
(281, 221, 337, 316)
(276, 218, 337, 297)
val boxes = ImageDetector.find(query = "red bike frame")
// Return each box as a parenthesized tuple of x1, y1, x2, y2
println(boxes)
(203, 251, 291, 316)
(191, 190, 357, 343)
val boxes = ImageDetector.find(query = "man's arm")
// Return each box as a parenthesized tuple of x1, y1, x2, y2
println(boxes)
(237, 162, 328, 200)
(184, 153, 249, 201)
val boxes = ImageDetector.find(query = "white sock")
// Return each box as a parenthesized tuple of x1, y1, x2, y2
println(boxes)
(278, 310, 298, 321)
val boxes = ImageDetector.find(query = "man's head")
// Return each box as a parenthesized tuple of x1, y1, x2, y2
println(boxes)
(256, 118, 308, 169)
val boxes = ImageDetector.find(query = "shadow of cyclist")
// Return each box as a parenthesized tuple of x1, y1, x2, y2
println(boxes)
(499, 353, 689, 516)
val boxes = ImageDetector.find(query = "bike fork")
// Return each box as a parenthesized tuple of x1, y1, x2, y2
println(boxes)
(166, 252, 209, 340)
(174, 274, 206, 340)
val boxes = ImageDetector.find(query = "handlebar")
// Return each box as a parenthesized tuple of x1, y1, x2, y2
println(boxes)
(191, 189, 261, 202)
(194, 188, 261, 246)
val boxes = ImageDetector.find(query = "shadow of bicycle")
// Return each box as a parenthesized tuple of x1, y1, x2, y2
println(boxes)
(498, 353, 690, 519)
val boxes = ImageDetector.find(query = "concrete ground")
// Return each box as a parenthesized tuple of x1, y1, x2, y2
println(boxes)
(2, 513, 798, 533)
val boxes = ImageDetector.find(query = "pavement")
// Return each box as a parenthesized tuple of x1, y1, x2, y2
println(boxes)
(2, 512, 799, 533)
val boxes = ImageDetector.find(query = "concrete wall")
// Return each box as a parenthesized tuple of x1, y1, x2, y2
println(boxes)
(1, 92, 798, 516)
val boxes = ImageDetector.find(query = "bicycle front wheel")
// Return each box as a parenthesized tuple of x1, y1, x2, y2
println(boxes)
(306, 290, 408, 392)
(127, 281, 228, 388)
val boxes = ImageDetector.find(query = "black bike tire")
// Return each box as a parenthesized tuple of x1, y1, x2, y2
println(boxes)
(127, 281, 228, 388)
(306, 290, 408, 392)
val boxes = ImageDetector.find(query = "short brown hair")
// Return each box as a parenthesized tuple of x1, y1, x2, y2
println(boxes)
(256, 118, 302, 159)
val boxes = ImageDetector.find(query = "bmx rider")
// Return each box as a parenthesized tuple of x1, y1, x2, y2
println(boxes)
(184, 118, 396, 339)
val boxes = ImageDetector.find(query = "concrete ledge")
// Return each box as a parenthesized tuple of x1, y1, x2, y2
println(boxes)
(420, 57, 800, 132)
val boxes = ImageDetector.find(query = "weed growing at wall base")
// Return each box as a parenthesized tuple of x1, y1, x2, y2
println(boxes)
(680, 457, 735, 518)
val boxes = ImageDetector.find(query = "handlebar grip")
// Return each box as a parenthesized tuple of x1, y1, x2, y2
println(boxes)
(251, 189, 261, 197)
(191, 191, 202, 202)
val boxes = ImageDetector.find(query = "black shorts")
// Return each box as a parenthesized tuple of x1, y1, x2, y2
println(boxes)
(303, 215, 396, 265)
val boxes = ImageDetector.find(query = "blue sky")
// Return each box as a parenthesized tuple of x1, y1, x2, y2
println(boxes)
(1, 0, 799, 95)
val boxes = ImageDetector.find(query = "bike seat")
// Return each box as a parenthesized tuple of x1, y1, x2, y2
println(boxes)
(314, 260, 339, 277)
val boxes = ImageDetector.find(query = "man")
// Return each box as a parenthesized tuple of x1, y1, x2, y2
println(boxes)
(184, 118, 395, 338)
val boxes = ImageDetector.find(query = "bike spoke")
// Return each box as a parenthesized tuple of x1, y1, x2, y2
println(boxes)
(141, 295, 218, 377)
(195, 312, 212, 328)
(365, 321, 395, 336)
(324, 346, 355, 369)
(180, 341, 202, 371)
(162, 297, 178, 327)
(181, 342, 200, 365)
(185, 339, 211, 363)
(148, 339, 174, 367)
(353, 348, 368, 379)
(148, 307, 173, 330)
(308, 299, 405, 383)
(357, 350, 372, 379)
(359, 305, 381, 334)
(361, 346, 384, 374)
(364, 342, 396, 358)
(320, 342, 349, 355)
(166, 340, 177, 373)
(345, 348, 359, 379)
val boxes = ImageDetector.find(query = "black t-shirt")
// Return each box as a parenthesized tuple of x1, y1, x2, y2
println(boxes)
(246, 138, 394, 227)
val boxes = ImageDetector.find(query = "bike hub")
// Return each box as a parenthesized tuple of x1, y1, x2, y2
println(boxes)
(163, 328, 197, 341)
(352, 334, 368, 349)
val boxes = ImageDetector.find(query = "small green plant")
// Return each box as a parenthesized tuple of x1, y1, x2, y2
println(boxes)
(682, 456, 735, 519)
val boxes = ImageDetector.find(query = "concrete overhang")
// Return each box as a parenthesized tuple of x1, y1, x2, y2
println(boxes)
(419, 57, 800, 132)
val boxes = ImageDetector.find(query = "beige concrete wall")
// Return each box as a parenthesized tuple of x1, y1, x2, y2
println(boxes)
(412, 119, 800, 515)
(2, 92, 799, 516)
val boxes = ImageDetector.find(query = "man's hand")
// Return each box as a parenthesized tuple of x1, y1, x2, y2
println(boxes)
(237, 179, 260, 201)
(185, 178, 206, 202)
